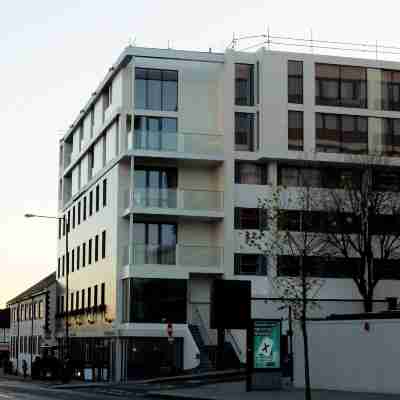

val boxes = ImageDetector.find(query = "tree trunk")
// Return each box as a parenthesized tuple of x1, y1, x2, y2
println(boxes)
(363, 295, 373, 313)
(301, 316, 312, 400)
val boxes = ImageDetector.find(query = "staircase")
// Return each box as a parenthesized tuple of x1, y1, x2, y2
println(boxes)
(189, 324, 216, 372)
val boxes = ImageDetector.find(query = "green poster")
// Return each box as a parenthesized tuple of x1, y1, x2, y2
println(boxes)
(253, 320, 281, 369)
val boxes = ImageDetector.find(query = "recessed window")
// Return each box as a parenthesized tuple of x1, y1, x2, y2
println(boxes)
(89, 191, 93, 216)
(88, 239, 92, 265)
(235, 113, 256, 151)
(381, 70, 400, 111)
(101, 283, 105, 305)
(83, 196, 87, 220)
(135, 68, 178, 111)
(95, 235, 99, 262)
(71, 249, 75, 273)
(103, 179, 107, 207)
(102, 230, 106, 259)
(235, 64, 254, 106)
(288, 111, 303, 151)
(235, 162, 268, 185)
(96, 185, 100, 212)
(76, 245, 80, 270)
(82, 243, 86, 267)
(288, 60, 303, 104)
(77, 201, 81, 225)
(234, 207, 268, 230)
(234, 254, 267, 276)
(72, 206, 76, 229)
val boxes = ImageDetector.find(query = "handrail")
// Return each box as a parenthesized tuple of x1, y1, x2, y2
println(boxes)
(193, 304, 213, 347)
(226, 329, 242, 356)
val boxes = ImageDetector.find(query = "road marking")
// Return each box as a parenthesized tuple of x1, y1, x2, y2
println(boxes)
(0, 394, 14, 399)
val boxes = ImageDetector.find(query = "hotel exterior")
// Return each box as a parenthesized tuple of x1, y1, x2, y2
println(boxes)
(56, 45, 400, 381)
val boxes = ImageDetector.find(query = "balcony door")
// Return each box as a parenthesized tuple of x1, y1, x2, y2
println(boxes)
(134, 167, 177, 208)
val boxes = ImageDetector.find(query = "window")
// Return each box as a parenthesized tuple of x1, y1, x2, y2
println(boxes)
(135, 68, 178, 111)
(316, 113, 368, 154)
(67, 211, 70, 232)
(83, 197, 87, 221)
(89, 191, 93, 216)
(235, 64, 254, 106)
(381, 118, 400, 156)
(122, 278, 187, 323)
(373, 169, 400, 191)
(96, 185, 100, 212)
(76, 246, 80, 270)
(382, 70, 400, 111)
(94, 285, 98, 307)
(95, 235, 99, 262)
(103, 84, 112, 112)
(234, 208, 268, 230)
(101, 283, 105, 305)
(88, 287, 92, 308)
(102, 230, 106, 259)
(82, 243, 86, 267)
(62, 216, 65, 236)
(288, 111, 303, 151)
(78, 201, 81, 225)
(134, 167, 178, 207)
(134, 116, 177, 151)
(235, 162, 268, 185)
(61, 296, 64, 313)
(103, 179, 107, 207)
(234, 254, 267, 276)
(235, 113, 256, 151)
(66, 251, 69, 274)
(81, 289, 85, 310)
(133, 223, 177, 264)
(72, 206, 76, 229)
(316, 64, 367, 108)
(58, 219, 61, 239)
(62, 255, 65, 277)
(70, 293, 74, 312)
(288, 60, 303, 103)
(71, 249, 75, 272)
(88, 239, 92, 265)
(76, 291, 80, 310)
(57, 258, 60, 279)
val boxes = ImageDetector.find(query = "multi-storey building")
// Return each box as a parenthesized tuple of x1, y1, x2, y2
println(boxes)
(0, 309, 10, 365)
(8, 272, 56, 375)
(57, 45, 400, 381)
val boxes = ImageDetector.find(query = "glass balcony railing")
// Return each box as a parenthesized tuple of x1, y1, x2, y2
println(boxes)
(129, 130, 224, 155)
(124, 244, 223, 268)
(132, 188, 224, 211)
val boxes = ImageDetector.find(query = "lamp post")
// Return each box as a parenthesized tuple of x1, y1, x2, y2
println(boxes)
(24, 213, 70, 359)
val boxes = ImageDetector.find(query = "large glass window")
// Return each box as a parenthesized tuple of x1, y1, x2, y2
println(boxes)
(316, 113, 368, 154)
(234, 254, 267, 276)
(122, 278, 187, 323)
(382, 118, 400, 156)
(288, 111, 303, 151)
(235, 64, 254, 106)
(316, 64, 367, 108)
(132, 222, 177, 264)
(135, 68, 178, 111)
(381, 70, 400, 111)
(234, 208, 268, 230)
(134, 116, 177, 151)
(235, 113, 256, 151)
(234, 162, 268, 184)
(288, 60, 303, 104)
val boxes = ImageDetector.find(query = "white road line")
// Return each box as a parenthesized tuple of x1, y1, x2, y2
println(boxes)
(0, 394, 15, 399)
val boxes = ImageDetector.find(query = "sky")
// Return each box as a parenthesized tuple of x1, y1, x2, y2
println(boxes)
(2, 0, 400, 308)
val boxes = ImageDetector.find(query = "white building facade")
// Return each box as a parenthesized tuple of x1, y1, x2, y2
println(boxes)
(57, 46, 400, 381)
(8, 273, 57, 375)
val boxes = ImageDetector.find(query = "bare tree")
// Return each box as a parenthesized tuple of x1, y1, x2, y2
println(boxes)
(245, 185, 327, 400)
(321, 155, 400, 312)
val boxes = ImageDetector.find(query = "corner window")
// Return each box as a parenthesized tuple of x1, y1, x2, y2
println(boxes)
(235, 64, 254, 106)
(288, 111, 303, 151)
(288, 60, 303, 104)
(235, 113, 256, 151)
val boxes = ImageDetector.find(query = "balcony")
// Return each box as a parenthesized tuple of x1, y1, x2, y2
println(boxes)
(122, 244, 223, 269)
(122, 188, 224, 219)
(128, 130, 224, 160)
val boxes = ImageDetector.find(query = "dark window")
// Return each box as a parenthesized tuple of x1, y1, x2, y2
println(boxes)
(132, 223, 177, 264)
(82, 243, 86, 267)
(62, 255, 65, 277)
(72, 206, 76, 229)
(135, 68, 178, 111)
(235, 162, 268, 184)
(61, 296, 64, 313)
(288, 60, 303, 103)
(101, 283, 105, 305)
(234, 254, 267, 276)
(77, 201, 81, 225)
(122, 278, 187, 323)
(288, 111, 303, 151)
(81, 289, 85, 309)
(83, 197, 87, 221)
(102, 230, 106, 259)
(103, 179, 107, 207)
(382, 70, 400, 111)
(134, 116, 177, 151)
(381, 118, 400, 156)
(277, 255, 362, 278)
(62, 216, 65, 236)
(235, 64, 254, 106)
(58, 219, 61, 239)
(76, 291, 80, 310)
(234, 208, 268, 230)
(70, 293, 74, 311)
(94, 285, 98, 307)
(57, 258, 60, 278)
(76, 246, 80, 270)
(316, 64, 367, 108)
(88, 239, 92, 265)
(88, 287, 92, 308)
(235, 113, 256, 151)
(71, 249, 75, 272)
(316, 113, 368, 154)
(95, 185, 100, 212)
(89, 191, 93, 216)
(95, 235, 99, 262)
(373, 169, 400, 191)
(66, 251, 69, 275)
(67, 211, 71, 232)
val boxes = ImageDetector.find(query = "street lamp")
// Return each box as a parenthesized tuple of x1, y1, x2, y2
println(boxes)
(24, 212, 70, 359)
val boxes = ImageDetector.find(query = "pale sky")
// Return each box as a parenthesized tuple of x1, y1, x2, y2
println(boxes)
(2, 0, 400, 308)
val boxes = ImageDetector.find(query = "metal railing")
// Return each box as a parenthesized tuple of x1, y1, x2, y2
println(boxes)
(193, 304, 213, 347)
(130, 130, 224, 155)
(226, 329, 242, 357)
